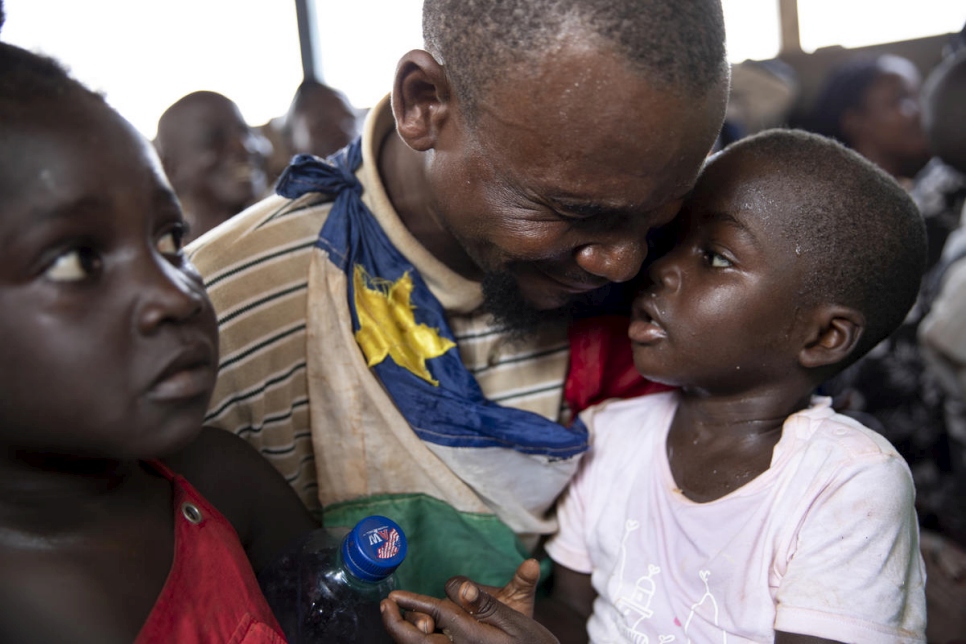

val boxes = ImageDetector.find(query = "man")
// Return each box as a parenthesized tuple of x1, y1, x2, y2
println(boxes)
(188, 0, 728, 595)
(155, 91, 268, 242)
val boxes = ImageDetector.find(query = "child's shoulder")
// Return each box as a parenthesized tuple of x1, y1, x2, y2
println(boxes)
(578, 390, 678, 442)
(162, 427, 318, 573)
(778, 397, 914, 496)
(787, 396, 904, 462)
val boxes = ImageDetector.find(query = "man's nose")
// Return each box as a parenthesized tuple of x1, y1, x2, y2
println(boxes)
(574, 236, 647, 284)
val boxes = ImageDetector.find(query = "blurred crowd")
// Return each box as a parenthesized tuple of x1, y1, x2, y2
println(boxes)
(153, 80, 362, 243)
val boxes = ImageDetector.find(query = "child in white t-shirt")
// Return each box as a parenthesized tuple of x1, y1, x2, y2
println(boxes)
(380, 129, 928, 643)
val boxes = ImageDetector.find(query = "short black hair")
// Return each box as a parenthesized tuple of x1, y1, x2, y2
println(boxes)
(714, 129, 926, 368)
(422, 0, 727, 120)
(0, 41, 105, 116)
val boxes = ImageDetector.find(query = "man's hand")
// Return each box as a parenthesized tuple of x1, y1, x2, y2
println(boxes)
(380, 559, 558, 643)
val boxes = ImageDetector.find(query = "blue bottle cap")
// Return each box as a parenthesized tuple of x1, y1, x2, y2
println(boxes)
(342, 515, 408, 583)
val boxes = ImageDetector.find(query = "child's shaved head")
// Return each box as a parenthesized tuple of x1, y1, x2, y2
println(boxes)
(710, 129, 926, 363)
(422, 0, 728, 123)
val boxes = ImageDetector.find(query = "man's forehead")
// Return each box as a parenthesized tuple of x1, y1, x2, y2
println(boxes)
(484, 130, 707, 211)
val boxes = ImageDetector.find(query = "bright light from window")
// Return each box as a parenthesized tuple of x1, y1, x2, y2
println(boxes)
(3, 1, 963, 140)
(798, 0, 966, 52)
(2, 0, 304, 139)
(316, 0, 787, 108)
(722, 0, 782, 63)
(314, 0, 424, 110)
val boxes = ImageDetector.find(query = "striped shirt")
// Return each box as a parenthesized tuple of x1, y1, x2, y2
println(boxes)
(187, 96, 571, 510)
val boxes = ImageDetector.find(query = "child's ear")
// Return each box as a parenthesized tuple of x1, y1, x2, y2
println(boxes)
(391, 50, 452, 152)
(798, 304, 865, 370)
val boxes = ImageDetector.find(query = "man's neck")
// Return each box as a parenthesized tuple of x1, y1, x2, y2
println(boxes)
(377, 130, 482, 280)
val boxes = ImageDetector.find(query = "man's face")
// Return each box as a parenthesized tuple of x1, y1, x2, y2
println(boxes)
(425, 43, 726, 326)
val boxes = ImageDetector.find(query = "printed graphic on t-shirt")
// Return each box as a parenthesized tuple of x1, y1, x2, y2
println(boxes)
(684, 570, 726, 644)
(611, 519, 677, 642)
(609, 519, 729, 643)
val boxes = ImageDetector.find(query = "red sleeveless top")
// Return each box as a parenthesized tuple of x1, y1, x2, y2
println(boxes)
(134, 461, 286, 644)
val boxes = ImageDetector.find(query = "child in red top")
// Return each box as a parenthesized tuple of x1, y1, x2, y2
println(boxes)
(0, 40, 318, 643)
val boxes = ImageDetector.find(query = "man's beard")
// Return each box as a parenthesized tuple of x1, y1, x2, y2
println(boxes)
(479, 270, 578, 339)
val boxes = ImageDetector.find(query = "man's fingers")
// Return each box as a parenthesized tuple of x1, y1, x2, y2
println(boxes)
(388, 588, 510, 642)
(380, 597, 445, 643)
(457, 580, 498, 617)
(447, 579, 560, 644)
(496, 559, 541, 607)
(388, 590, 448, 620)
(405, 609, 437, 634)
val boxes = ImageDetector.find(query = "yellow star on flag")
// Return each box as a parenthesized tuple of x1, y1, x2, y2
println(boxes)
(353, 264, 456, 386)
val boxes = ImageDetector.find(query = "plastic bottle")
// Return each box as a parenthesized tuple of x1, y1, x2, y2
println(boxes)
(259, 515, 408, 643)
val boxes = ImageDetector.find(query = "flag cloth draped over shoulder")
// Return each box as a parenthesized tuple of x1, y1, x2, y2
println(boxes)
(275, 141, 588, 594)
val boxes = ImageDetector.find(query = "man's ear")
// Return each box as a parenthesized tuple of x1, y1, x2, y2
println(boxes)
(391, 50, 452, 152)
(798, 304, 866, 370)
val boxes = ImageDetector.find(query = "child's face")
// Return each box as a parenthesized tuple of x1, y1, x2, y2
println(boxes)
(629, 153, 810, 394)
(0, 95, 218, 460)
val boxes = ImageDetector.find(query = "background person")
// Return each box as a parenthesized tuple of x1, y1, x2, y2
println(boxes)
(809, 53, 930, 185)
(916, 46, 966, 644)
(155, 90, 269, 243)
(283, 79, 360, 159)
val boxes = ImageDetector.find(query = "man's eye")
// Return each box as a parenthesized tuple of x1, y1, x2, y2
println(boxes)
(45, 248, 102, 282)
(157, 227, 185, 256)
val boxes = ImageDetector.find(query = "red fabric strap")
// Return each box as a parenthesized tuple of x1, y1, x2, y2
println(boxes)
(565, 315, 674, 417)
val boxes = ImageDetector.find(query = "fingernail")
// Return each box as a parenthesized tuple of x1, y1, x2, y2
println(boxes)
(380, 602, 386, 614)
(462, 582, 479, 602)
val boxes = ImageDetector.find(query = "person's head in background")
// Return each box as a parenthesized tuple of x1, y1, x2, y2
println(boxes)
(922, 48, 966, 175)
(282, 79, 359, 159)
(155, 91, 268, 243)
(396, 0, 730, 332)
(810, 54, 930, 183)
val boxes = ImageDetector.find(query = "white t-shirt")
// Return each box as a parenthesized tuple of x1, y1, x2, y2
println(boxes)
(545, 392, 926, 643)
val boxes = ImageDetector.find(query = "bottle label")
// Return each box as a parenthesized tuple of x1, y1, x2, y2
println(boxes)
(366, 526, 402, 560)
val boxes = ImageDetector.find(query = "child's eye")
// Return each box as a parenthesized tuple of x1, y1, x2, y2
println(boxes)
(156, 226, 186, 257)
(705, 250, 732, 268)
(45, 248, 102, 282)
